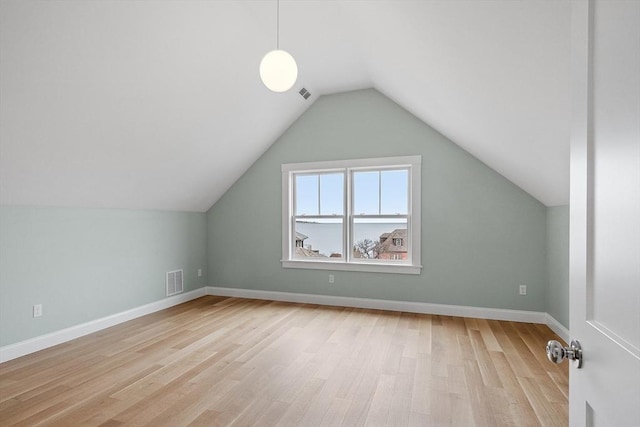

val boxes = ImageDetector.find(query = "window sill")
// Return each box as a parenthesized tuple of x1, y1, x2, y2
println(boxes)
(281, 259, 422, 275)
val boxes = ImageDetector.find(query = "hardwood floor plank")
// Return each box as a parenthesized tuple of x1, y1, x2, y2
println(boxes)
(275, 377, 325, 426)
(386, 357, 414, 426)
(429, 376, 452, 425)
(469, 329, 504, 388)
(518, 376, 564, 426)
(410, 352, 431, 416)
(489, 351, 540, 427)
(185, 409, 223, 427)
(0, 296, 568, 426)
(363, 373, 395, 425)
(463, 359, 499, 426)
(447, 364, 475, 426)
(317, 397, 350, 426)
(341, 367, 378, 426)
(0, 384, 72, 425)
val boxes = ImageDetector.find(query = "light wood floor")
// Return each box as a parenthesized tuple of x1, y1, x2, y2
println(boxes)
(0, 296, 568, 426)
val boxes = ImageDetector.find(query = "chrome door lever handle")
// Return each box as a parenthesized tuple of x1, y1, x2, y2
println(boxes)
(546, 339, 583, 368)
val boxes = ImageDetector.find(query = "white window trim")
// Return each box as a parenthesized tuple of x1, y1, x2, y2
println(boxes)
(281, 155, 422, 275)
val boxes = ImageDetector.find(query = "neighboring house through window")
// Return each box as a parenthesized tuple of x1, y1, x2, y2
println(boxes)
(281, 156, 421, 274)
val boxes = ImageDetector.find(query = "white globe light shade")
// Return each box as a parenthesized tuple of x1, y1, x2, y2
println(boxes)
(259, 50, 298, 92)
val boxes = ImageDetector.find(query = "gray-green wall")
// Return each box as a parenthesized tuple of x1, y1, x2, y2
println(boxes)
(0, 89, 570, 350)
(207, 89, 548, 312)
(546, 205, 570, 328)
(0, 206, 207, 346)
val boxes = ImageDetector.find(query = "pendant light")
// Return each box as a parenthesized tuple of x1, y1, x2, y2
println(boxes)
(259, 0, 298, 92)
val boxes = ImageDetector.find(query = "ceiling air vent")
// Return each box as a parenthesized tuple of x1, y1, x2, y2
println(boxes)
(299, 87, 311, 100)
(166, 269, 184, 296)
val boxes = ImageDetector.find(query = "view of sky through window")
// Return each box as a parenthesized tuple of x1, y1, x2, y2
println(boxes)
(295, 170, 408, 217)
(295, 173, 344, 215)
(354, 170, 408, 215)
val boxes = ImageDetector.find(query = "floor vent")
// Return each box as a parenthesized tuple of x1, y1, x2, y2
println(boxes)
(166, 269, 184, 296)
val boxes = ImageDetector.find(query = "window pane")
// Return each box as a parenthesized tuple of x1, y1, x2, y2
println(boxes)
(294, 218, 343, 259)
(295, 174, 318, 215)
(352, 218, 408, 261)
(320, 173, 344, 215)
(353, 171, 379, 214)
(381, 169, 408, 214)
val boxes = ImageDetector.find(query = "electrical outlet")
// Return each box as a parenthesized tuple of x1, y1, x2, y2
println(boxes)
(197, 268, 202, 277)
(33, 304, 42, 318)
(329, 274, 335, 284)
(519, 285, 527, 296)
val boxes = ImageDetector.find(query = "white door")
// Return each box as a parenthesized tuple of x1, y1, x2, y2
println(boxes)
(568, 1, 640, 426)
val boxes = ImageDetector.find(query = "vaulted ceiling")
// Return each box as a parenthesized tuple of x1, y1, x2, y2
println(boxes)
(0, 0, 570, 212)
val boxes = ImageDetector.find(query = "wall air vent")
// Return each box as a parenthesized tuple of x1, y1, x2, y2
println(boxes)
(166, 269, 184, 296)
(299, 87, 311, 100)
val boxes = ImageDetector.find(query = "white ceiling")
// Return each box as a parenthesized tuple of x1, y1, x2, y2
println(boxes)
(0, 0, 570, 212)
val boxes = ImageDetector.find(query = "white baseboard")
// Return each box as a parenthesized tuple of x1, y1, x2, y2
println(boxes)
(545, 313, 570, 343)
(206, 286, 549, 324)
(0, 288, 206, 364)
(1, 286, 570, 364)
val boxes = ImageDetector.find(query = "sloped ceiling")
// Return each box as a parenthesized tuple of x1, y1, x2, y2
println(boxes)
(0, 0, 570, 212)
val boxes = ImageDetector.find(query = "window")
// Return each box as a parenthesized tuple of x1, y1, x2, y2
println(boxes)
(281, 156, 421, 274)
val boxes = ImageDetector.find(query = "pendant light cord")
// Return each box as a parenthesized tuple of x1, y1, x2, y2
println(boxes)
(276, 0, 280, 49)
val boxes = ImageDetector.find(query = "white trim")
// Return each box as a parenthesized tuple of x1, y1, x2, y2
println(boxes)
(1, 286, 571, 364)
(281, 155, 422, 173)
(282, 155, 422, 274)
(282, 169, 292, 261)
(545, 313, 570, 343)
(0, 288, 206, 363)
(206, 286, 547, 324)
(281, 259, 421, 274)
(409, 156, 421, 266)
